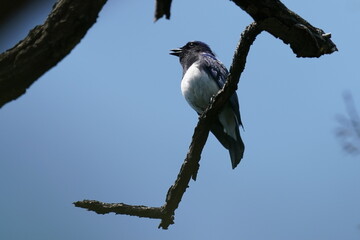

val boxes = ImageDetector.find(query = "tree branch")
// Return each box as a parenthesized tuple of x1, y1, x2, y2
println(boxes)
(74, 200, 164, 219)
(74, 22, 263, 230)
(1, 0, 337, 230)
(231, 0, 337, 57)
(0, 0, 107, 108)
(153, 0, 337, 57)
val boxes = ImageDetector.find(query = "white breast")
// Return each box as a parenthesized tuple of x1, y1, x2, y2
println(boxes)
(181, 62, 220, 114)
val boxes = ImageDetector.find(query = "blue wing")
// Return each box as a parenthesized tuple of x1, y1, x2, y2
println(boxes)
(199, 53, 242, 127)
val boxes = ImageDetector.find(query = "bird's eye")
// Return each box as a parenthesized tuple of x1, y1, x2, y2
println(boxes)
(189, 42, 194, 47)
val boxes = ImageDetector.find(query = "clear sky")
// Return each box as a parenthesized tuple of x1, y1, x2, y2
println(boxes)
(1, 0, 359, 239)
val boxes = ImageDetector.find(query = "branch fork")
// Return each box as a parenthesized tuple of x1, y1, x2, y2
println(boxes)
(74, 22, 263, 229)
(0, 0, 338, 230)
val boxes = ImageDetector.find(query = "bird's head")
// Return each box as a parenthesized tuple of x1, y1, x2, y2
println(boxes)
(170, 41, 214, 58)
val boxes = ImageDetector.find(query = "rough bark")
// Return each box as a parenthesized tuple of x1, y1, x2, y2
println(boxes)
(154, 0, 337, 57)
(231, 0, 337, 57)
(0, 0, 107, 108)
(74, 200, 164, 219)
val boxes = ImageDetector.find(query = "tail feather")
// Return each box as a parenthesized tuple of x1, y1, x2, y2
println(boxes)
(228, 130, 245, 169)
(210, 120, 245, 169)
(210, 119, 230, 149)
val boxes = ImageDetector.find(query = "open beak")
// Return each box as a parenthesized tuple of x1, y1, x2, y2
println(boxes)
(170, 48, 182, 56)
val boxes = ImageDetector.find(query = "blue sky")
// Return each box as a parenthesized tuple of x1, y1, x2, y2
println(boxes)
(1, 0, 359, 239)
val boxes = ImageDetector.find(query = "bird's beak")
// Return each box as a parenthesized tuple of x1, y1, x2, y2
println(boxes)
(170, 48, 182, 57)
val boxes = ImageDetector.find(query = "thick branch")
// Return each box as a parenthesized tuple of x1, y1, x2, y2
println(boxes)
(74, 22, 262, 230)
(153, 0, 337, 57)
(0, 0, 107, 108)
(231, 0, 337, 57)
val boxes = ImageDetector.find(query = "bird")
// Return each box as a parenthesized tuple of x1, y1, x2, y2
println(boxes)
(170, 41, 245, 169)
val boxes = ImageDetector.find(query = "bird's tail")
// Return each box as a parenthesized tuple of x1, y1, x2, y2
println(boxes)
(210, 120, 245, 169)
(228, 125, 244, 169)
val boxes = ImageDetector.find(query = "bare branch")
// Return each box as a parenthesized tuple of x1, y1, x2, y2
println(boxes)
(231, 0, 337, 57)
(153, 0, 338, 57)
(74, 200, 164, 219)
(0, 0, 107, 108)
(159, 22, 262, 229)
(75, 0, 339, 230)
(74, 22, 263, 230)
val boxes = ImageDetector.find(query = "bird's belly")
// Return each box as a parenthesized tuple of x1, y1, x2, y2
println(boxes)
(181, 63, 219, 113)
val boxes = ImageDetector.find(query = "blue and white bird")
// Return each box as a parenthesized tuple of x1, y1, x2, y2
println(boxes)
(170, 41, 245, 169)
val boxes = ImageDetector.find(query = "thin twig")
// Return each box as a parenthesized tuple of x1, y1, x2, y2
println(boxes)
(74, 200, 164, 219)
(336, 92, 360, 155)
